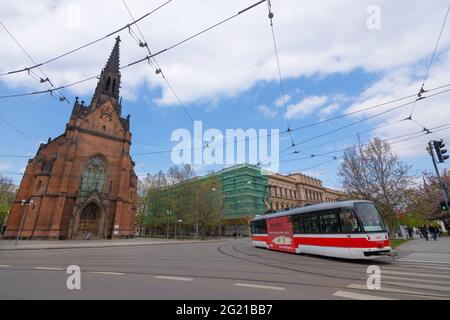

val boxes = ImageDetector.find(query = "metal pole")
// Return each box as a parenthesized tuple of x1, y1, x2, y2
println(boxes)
(195, 189, 199, 239)
(428, 142, 450, 216)
(166, 212, 170, 240)
(174, 216, 177, 239)
(15, 202, 29, 246)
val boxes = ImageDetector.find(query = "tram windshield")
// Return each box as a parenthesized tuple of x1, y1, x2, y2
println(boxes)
(354, 202, 386, 232)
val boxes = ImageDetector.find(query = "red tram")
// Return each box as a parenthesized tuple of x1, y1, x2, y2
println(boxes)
(250, 201, 391, 259)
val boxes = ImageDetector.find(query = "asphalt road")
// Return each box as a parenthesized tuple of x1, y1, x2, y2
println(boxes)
(0, 239, 449, 300)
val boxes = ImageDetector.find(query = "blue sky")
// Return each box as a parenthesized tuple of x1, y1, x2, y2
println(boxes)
(1, 0, 450, 189)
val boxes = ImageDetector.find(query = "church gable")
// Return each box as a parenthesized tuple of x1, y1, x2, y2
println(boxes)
(80, 101, 127, 138)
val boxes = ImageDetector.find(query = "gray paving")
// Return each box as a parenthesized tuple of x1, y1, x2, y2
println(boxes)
(0, 238, 449, 300)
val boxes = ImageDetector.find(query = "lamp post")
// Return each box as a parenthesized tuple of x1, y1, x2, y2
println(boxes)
(177, 219, 183, 239)
(166, 210, 174, 240)
(15, 199, 34, 246)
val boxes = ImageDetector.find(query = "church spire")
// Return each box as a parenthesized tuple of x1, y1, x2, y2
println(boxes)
(90, 36, 122, 112)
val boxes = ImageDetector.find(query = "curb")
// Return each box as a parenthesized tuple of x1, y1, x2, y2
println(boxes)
(0, 239, 231, 252)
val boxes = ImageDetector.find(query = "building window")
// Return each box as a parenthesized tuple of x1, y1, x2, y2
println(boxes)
(81, 156, 106, 192)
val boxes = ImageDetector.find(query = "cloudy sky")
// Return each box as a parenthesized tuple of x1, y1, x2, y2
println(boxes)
(0, 0, 450, 189)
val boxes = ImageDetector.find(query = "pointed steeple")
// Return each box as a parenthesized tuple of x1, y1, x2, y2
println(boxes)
(91, 36, 122, 113)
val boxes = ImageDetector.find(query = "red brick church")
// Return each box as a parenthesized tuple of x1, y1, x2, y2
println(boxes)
(4, 37, 138, 240)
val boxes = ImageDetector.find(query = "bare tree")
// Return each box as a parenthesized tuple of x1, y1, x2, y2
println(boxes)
(339, 138, 412, 232)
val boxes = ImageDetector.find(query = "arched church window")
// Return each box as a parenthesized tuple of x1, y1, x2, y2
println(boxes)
(105, 77, 111, 91)
(81, 156, 106, 192)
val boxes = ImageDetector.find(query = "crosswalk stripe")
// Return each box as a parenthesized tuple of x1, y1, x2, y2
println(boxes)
(384, 265, 450, 272)
(346, 284, 449, 300)
(333, 290, 395, 300)
(33, 267, 64, 271)
(397, 259, 450, 265)
(90, 272, 124, 275)
(382, 275, 450, 285)
(154, 276, 193, 282)
(383, 281, 450, 292)
(0, 265, 11, 268)
(382, 270, 450, 279)
(235, 283, 286, 291)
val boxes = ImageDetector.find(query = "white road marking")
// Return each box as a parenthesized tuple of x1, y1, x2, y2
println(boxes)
(347, 284, 449, 300)
(383, 281, 450, 292)
(382, 275, 450, 285)
(333, 290, 395, 300)
(0, 265, 11, 268)
(384, 265, 450, 272)
(382, 270, 450, 279)
(33, 267, 64, 271)
(397, 259, 450, 265)
(234, 283, 285, 291)
(154, 276, 194, 282)
(90, 272, 124, 275)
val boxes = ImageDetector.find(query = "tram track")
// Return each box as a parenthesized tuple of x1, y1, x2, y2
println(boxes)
(216, 241, 367, 282)
(231, 241, 392, 274)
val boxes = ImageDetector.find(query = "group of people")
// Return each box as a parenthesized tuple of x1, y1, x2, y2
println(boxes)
(406, 225, 442, 241)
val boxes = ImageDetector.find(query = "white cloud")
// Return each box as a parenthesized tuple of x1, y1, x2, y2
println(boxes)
(0, 163, 11, 170)
(343, 51, 450, 158)
(0, 0, 449, 108)
(287, 95, 328, 119)
(320, 103, 340, 118)
(275, 94, 292, 107)
(257, 104, 278, 118)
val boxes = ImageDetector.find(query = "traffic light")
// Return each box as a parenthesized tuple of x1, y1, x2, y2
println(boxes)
(441, 201, 449, 211)
(433, 140, 449, 163)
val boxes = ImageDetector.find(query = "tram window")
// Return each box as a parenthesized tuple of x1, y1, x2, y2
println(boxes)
(252, 220, 267, 234)
(291, 215, 304, 234)
(304, 213, 320, 233)
(320, 211, 340, 233)
(339, 209, 362, 233)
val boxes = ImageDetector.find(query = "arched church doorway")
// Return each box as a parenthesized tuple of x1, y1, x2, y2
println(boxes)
(78, 202, 101, 239)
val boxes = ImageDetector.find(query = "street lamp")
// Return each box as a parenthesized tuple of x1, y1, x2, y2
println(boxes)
(15, 199, 34, 246)
(166, 210, 174, 240)
(177, 219, 183, 239)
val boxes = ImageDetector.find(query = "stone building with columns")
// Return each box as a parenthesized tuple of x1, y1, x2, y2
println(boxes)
(267, 172, 345, 211)
(4, 37, 137, 240)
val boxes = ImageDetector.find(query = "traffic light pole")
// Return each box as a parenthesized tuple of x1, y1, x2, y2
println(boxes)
(428, 142, 450, 216)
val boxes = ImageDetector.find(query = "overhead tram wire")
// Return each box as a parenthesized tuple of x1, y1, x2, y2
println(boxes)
(0, 116, 35, 144)
(0, 21, 70, 104)
(278, 123, 450, 165)
(257, 86, 450, 167)
(0, 0, 267, 102)
(0, 0, 265, 78)
(265, 0, 297, 152)
(2, 81, 450, 160)
(121, 0, 194, 123)
(409, 4, 450, 118)
(133, 83, 450, 157)
(288, 86, 450, 149)
(0, 0, 174, 77)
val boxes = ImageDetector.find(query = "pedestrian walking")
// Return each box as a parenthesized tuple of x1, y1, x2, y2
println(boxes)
(421, 225, 429, 241)
(407, 226, 414, 240)
(429, 225, 437, 241)
(416, 228, 423, 239)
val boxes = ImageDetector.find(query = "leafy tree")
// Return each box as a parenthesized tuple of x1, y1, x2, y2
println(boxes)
(404, 170, 450, 225)
(338, 138, 412, 233)
(0, 175, 16, 230)
(143, 165, 224, 237)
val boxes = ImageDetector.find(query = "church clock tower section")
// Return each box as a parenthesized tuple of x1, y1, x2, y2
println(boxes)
(4, 37, 138, 240)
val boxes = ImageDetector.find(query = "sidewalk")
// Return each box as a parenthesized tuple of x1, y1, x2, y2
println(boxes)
(0, 237, 228, 251)
(396, 236, 450, 263)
